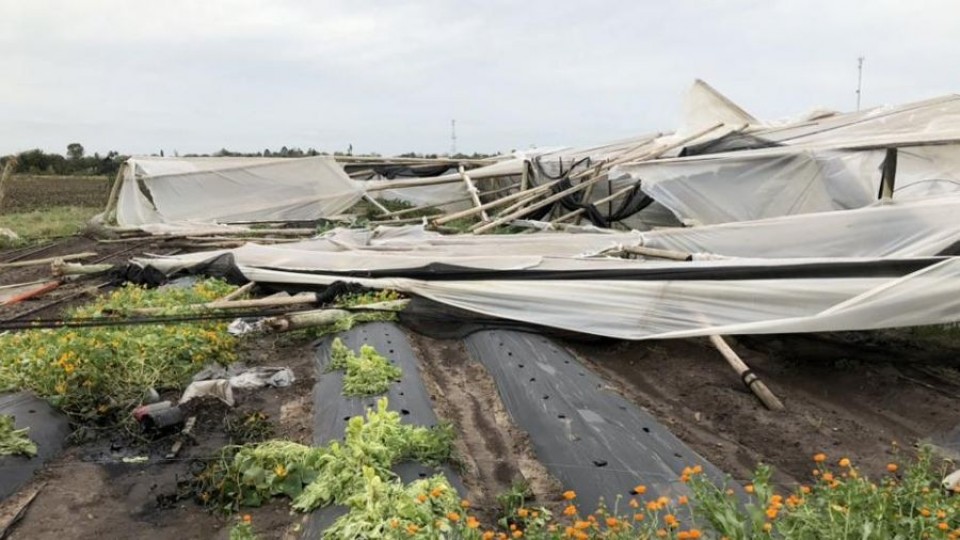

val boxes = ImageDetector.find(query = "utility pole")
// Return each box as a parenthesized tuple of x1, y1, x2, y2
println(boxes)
(450, 119, 457, 156)
(856, 56, 865, 111)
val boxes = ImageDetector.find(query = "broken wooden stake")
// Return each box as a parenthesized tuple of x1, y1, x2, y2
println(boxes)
(708, 334, 785, 411)
(263, 300, 409, 333)
(0, 252, 96, 269)
(50, 261, 114, 277)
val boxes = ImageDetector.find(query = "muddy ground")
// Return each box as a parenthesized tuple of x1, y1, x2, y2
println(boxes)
(3, 235, 960, 538)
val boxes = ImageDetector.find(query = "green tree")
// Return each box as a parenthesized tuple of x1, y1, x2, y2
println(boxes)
(66, 143, 84, 160)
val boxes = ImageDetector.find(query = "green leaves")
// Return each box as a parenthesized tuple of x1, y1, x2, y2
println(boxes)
(0, 414, 37, 457)
(327, 339, 402, 396)
(194, 398, 459, 538)
(0, 279, 238, 420)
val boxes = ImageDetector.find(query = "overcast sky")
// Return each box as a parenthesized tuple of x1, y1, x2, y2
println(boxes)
(2, 0, 959, 157)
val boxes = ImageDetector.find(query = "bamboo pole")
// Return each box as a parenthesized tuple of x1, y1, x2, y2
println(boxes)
(377, 183, 519, 219)
(0, 252, 96, 269)
(618, 245, 693, 261)
(460, 165, 489, 221)
(467, 190, 544, 232)
(551, 183, 638, 224)
(473, 174, 610, 234)
(263, 299, 409, 332)
(363, 193, 395, 218)
(708, 335, 785, 411)
(50, 262, 113, 277)
(218, 282, 255, 302)
(432, 177, 563, 225)
(368, 215, 439, 225)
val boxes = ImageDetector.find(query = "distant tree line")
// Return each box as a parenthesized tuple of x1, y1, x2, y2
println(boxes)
(0, 144, 502, 177)
(1, 144, 126, 176)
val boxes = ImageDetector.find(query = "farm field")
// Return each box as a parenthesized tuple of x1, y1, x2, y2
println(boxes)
(2, 181, 960, 539)
(0, 175, 110, 246)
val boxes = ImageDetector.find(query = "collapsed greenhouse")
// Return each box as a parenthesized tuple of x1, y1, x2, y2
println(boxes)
(5, 80, 960, 538)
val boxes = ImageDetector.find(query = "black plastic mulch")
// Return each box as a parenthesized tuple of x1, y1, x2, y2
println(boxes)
(464, 329, 725, 509)
(0, 392, 70, 501)
(301, 322, 465, 537)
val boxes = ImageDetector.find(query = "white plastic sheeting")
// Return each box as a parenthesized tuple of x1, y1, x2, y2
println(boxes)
(113, 156, 364, 226)
(236, 257, 960, 340)
(362, 178, 472, 213)
(612, 94, 960, 225)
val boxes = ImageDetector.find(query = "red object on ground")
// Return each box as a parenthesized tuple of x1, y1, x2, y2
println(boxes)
(1, 280, 60, 306)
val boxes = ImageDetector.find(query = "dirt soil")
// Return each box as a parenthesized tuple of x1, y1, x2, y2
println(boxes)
(407, 331, 562, 519)
(565, 333, 960, 489)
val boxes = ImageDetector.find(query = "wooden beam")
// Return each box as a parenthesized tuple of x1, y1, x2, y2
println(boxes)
(473, 174, 609, 234)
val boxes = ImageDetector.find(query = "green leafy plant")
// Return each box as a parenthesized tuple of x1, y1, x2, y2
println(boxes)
(228, 514, 258, 540)
(0, 280, 237, 419)
(328, 338, 402, 396)
(0, 414, 37, 457)
(190, 398, 455, 515)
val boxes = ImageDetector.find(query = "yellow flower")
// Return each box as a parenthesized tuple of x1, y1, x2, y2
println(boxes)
(813, 453, 827, 463)
(273, 464, 287, 478)
(562, 490, 577, 500)
(838, 457, 851, 468)
(446, 512, 460, 522)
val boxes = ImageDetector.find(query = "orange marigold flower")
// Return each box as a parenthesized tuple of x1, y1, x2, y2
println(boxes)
(564, 505, 577, 516)
(822, 472, 834, 482)
(763, 523, 773, 533)
(574, 520, 591, 530)
(389, 519, 399, 529)
(517, 508, 529, 518)
(813, 453, 827, 463)
(629, 499, 640, 508)
(887, 463, 899, 473)
(680, 474, 691, 483)
(633, 513, 644, 521)
(941, 522, 951, 531)
(678, 532, 691, 540)
(689, 530, 703, 539)
(563, 490, 577, 500)
(633, 484, 647, 495)
(447, 512, 461, 522)
(461, 499, 471, 509)
(646, 501, 659, 511)
(692, 465, 703, 474)
(678, 495, 689, 505)
(838, 457, 851, 467)
(406, 523, 420, 534)
(664, 514, 678, 526)
(606, 517, 618, 527)
(482, 532, 495, 540)
(430, 486, 445, 498)
(938, 510, 947, 519)
(656, 530, 668, 538)
(921, 508, 932, 517)
(242, 514, 252, 525)
(512, 531, 523, 539)
(765, 508, 778, 520)
(416, 494, 428, 503)
(467, 517, 480, 529)
(745, 484, 755, 494)
(800, 485, 811, 494)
